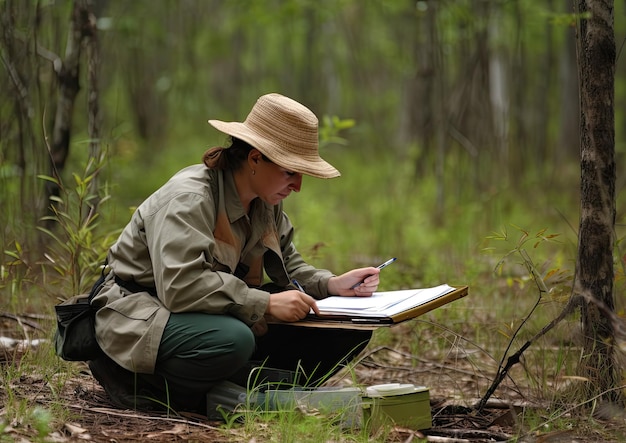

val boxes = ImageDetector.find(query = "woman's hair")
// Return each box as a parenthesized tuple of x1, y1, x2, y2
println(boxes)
(202, 137, 255, 171)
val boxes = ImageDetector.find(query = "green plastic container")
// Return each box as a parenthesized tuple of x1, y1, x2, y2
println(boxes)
(362, 384, 431, 430)
(267, 387, 363, 428)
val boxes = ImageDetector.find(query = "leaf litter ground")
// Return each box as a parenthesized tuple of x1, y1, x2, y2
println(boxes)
(1, 315, 624, 442)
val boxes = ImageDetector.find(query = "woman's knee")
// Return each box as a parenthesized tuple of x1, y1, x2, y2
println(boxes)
(228, 319, 256, 364)
(160, 313, 255, 363)
(156, 315, 256, 382)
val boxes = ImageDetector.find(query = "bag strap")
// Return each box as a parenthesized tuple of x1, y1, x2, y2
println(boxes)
(87, 259, 109, 304)
(114, 275, 157, 298)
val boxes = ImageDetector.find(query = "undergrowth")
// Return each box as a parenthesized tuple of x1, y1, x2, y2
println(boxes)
(1, 141, 626, 441)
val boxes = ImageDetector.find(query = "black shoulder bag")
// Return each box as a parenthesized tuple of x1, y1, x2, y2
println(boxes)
(53, 269, 107, 361)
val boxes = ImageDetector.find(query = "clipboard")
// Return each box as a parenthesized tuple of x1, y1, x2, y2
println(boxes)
(269, 285, 468, 330)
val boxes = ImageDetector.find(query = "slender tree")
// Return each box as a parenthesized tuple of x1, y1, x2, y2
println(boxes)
(574, 0, 621, 405)
(49, 2, 85, 181)
(475, 0, 621, 413)
(47, 0, 97, 204)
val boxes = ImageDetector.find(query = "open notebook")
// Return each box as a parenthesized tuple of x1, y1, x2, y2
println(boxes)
(279, 284, 468, 329)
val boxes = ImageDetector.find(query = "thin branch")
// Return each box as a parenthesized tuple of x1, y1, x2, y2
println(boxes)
(35, 42, 63, 73)
(475, 243, 580, 413)
(0, 312, 45, 331)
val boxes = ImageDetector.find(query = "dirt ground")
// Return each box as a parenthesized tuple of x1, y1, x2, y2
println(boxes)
(0, 315, 622, 442)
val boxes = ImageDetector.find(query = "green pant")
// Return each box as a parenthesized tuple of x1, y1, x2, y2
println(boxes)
(135, 312, 371, 413)
(137, 313, 255, 412)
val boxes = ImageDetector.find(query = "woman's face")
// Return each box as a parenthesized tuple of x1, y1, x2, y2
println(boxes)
(250, 151, 302, 205)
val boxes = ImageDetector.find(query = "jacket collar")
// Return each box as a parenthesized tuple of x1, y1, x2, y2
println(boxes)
(223, 170, 247, 223)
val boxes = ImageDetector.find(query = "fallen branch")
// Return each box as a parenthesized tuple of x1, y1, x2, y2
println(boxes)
(425, 427, 512, 442)
(474, 294, 580, 412)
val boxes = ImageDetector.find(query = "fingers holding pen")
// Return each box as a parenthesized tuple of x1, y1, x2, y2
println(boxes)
(350, 258, 396, 295)
(350, 267, 380, 296)
(291, 279, 320, 315)
(353, 275, 379, 295)
(353, 272, 380, 296)
(267, 290, 318, 322)
(326, 267, 378, 296)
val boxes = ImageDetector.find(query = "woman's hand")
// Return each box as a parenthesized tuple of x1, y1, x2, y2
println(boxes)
(327, 267, 380, 297)
(266, 290, 320, 322)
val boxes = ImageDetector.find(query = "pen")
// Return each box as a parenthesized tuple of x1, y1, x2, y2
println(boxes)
(292, 279, 306, 292)
(376, 257, 397, 270)
(351, 257, 397, 289)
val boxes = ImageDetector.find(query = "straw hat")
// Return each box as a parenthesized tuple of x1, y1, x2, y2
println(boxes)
(208, 93, 340, 178)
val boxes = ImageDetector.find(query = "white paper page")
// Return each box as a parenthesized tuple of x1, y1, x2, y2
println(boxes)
(314, 284, 455, 317)
(315, 289, 415, 312)
(374, 284, 455, 316)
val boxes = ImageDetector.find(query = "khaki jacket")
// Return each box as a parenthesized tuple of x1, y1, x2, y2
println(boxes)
(92, 165, 333, 374)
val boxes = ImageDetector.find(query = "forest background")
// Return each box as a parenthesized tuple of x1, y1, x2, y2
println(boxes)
(1, 0, 626, 441)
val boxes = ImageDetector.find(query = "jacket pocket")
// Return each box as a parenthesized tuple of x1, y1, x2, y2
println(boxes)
(104, 293, 160, 321)
(95, 292, 166, 374)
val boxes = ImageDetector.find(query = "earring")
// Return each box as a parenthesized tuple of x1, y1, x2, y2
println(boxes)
(252, 170, 256, 176)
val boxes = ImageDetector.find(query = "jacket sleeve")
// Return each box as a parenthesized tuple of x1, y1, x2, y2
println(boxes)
(144, 191, 269, 325)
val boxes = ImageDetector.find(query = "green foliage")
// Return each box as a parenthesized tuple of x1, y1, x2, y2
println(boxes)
(319, 115, 356, 149)
(35, 155, 119, 299)
(547, 11, 593, 27)
(231, 409, 378, 443)
(486, 225, 563, 289)
(1, 241, 34, 312)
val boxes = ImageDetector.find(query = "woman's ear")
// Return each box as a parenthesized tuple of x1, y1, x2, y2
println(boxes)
(249, 149, 262, 165)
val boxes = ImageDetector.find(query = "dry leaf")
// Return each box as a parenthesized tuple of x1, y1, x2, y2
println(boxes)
(64, 422, 88, 435)
(147, 423, 189, 438)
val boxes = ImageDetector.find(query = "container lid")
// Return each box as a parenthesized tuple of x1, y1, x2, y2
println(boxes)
(365, 383, 427, 397)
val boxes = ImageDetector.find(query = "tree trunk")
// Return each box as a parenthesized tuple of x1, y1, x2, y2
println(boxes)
(47, 0, 91, 204)
(575, 0, 621, 405)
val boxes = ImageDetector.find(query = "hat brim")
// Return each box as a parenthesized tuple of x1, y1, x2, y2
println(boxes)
(209, 119, 340, 179)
